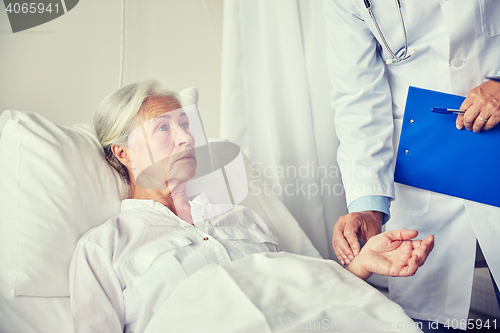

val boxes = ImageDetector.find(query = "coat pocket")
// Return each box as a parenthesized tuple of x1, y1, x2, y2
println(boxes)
(479, 0, 500, 37)
(390, 183, 431, 217)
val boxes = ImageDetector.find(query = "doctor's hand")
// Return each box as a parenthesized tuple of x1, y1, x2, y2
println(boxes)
(332, 211, 382, 266)
(346, 229, 434, 281)
(456, 79, 500, 133)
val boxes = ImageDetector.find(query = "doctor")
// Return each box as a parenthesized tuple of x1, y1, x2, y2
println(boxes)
(324, 0, 500, 330)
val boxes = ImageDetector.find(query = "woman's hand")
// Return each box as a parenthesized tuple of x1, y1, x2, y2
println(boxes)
(346, 229, 434, 280)
(456, 79, 500, 133)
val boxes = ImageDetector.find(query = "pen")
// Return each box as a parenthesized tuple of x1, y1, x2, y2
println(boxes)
(431, 107, 465, 114)
(486, 76, 500, 83)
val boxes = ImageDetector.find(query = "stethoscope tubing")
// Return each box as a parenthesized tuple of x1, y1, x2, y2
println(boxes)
(365, 0, 411, 63)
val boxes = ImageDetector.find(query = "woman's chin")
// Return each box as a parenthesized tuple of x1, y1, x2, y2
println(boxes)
(165, 169, 197, 186)
(172, 158, 197, 176)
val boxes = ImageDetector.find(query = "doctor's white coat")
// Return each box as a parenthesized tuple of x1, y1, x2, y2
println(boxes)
(325, 0, 500, 324)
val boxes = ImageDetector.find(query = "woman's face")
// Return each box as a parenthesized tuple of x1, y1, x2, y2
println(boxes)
(128, 96, 197, 187)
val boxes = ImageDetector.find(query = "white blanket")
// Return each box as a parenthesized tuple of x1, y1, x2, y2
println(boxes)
(144, 252, 422, 333)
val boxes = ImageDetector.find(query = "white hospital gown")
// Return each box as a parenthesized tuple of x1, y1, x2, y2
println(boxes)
(69, 193, 282, 333)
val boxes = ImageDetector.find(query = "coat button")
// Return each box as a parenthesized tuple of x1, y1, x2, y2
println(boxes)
(451, 58, 463, 68)
(203, 237, 209, 241)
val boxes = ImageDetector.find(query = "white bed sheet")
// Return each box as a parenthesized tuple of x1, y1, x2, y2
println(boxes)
(144, 252, 422, 333)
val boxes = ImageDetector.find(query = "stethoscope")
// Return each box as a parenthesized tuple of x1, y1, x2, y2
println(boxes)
(364, 0, 417, 65)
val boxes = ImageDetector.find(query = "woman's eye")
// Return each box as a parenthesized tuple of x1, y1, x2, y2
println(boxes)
(158, 124, 168, 132)
(181, 122, 189, 129)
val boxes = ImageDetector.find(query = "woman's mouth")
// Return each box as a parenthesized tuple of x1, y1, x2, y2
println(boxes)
(175, 153, 195, 162)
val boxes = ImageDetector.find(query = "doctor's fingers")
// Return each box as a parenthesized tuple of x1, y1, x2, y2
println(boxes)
(332, 236, 350, 266)
(482, 114, 500, 131)
(462, 82, 500, 132)
(456, 95, 474, 130)
(462, 104, 481, 131)
(456, 114, 465, 130)
(471, 106, 500, 132)
(332, 217, 359, 265)
(332, 220, 349, 265)
(468, 97, 500, 132)
(344, 220, 362, 259)
(332, 232, 353, 266)
(472, 113, 489, 133)
(477, 100, 500, 131)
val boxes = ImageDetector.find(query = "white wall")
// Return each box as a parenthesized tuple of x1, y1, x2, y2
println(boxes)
(0, 0, 223, 138)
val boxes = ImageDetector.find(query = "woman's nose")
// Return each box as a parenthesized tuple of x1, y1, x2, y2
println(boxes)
(172, 124, 193, 146)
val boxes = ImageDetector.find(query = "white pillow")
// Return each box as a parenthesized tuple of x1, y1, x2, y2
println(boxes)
(0, 87, 199, 297)
(0, 111, 126, 297)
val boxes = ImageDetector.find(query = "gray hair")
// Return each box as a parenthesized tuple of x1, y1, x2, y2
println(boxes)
(94, 80, 180, 185)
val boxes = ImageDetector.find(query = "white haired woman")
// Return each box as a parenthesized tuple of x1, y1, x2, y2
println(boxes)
(69, 80, 434, 333)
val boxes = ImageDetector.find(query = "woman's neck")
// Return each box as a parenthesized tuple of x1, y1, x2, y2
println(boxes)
(131, 182, 194, 224)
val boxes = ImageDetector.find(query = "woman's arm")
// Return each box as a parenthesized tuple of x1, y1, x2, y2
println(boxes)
(346, 229, 434, 280)
(69, 240, 124, 333)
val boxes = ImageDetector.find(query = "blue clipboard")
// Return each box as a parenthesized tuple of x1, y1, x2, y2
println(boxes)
(394, 86, 500, 208)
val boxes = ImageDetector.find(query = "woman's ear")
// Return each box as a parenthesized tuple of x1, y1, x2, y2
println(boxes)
(111, 145, 131, 166)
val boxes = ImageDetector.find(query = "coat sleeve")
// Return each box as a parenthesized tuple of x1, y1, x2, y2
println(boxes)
(69, 239, 124, 333)
(324, 0, 395, 206)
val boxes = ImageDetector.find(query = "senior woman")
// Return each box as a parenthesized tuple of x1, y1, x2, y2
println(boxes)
(69, 80, 434, 333)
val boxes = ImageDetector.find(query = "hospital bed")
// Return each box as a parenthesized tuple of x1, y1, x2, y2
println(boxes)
(0, 115, 320, 332)
(0, 88, 494, 332)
